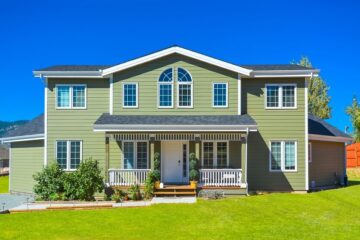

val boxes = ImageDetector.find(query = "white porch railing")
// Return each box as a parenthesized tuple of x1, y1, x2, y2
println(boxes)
(108, 169, 151, 186)
(199, 169, 242, 187)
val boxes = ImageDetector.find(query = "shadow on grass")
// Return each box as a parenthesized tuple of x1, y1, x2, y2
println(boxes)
(348, 180, 360, 186)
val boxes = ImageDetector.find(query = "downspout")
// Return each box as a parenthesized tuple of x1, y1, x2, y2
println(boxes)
(40, 74, 48, 167)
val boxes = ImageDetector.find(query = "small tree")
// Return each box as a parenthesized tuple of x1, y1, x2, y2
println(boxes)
(189, 153, 199, 181)
(346, 97, 360, 142)
(33, 163, 65, 200)
(153, 152, 161, 181)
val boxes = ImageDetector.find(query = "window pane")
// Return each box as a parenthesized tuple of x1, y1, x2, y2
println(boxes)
(124, 142, 134, 169)
(56, 141, 67, 169)
(213, 83, 227, 107)
(217, 142, 227, 168)
(159, 84, 172, 107)
(124, 84, 137, 107)
(136, 142, 148, 169)
(178, 84, 191, 107)
(203, 142, 214, 168)
(177, 68, 192, 82)
(72, 86, 86, 108)
(57, 86, 70, 107)
(285, 142, 296, 170)
(282, 86, 295, 107)
(271, 142, 281, 170)
(70, 141, 81, 169)
(182, 144, 187, 177)
(159, 68, 173, 82)
(267, 86, 279, 107)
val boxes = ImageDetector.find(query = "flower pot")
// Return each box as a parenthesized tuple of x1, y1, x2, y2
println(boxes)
(155, 181, 161, 189)
(190, 181, 197, 189)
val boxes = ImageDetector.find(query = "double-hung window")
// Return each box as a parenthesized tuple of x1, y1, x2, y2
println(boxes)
(123, 83, 138, 108)
(213, 83, 228, 107)
(123, 141, 149, 169)
(177, 68, 193, 108)
(158, 68, 173, 108)
(56, 85, 86, 109)
(202, 141, 229, 168)
(270, 141, 297, 172)
(56, 140, 82, 170)
(265, 84, 296, 109)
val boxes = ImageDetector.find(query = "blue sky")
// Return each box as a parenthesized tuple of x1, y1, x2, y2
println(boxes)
(0, 0, 359, 132)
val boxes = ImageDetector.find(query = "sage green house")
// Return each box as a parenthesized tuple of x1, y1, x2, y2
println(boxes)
(1, 46, 352, 195)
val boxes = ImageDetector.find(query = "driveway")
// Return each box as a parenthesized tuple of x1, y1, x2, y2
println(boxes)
(0, 194, 34, 212)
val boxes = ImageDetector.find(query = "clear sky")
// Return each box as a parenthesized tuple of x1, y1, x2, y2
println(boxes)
(0, 0, 359, 132)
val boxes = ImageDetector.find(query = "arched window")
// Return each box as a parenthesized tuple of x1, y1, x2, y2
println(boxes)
(177, 68, 193, 107)
(158, 68, 173, 107)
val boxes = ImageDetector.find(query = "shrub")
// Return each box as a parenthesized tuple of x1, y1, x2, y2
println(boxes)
(33, 163, 65, 201)
(128, 184, 142, 200)
(144, 171, 157, 199)
(153, 152, 161, 181)
(111, 188, 127, 203)
(63, 172, 81, 200)
(189, 153, 199, 181)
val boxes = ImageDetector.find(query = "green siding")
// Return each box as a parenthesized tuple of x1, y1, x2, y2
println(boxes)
(113, 54, 238, 115)
(243, 78, 306, 191)
(10, 140, 44, 193)
(47, 78, 109, 171)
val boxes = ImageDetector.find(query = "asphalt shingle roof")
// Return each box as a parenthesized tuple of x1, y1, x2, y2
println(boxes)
(2, 114, 44, 138)
(308, 114, 350, 138)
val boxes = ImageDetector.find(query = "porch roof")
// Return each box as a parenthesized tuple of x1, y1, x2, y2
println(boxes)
(93, 113, 257, 132)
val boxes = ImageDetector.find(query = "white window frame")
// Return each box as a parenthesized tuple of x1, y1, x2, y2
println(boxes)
(308, 142, 312, 163)
(122, 82, 138, 108)
(212, 82, 229, 108)
(201, 141, 229, 168)
(269, 140, 297, 172)
(55, 140, 83, 171)
(158, 68, 174, 109)
(177, 67, 193, 108)
(122, 141, 149, 169)
(265, 83, 297, 109)
(55, 84, 87, 109)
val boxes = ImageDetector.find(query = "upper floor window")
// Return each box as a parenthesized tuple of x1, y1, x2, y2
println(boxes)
(213, 83, 228, 107)
(56, 85, 86, 109)
(56, 140, 82, 170)
(177, 68, 193, 108)
(270, 140, 297, 172)
(123, 83, 138, 108)
(266, 84, 296, 109)
(158, 68, 174, 108)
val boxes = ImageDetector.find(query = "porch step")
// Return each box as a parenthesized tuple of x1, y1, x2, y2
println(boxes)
(154, 185, 196, 197)
(154, 191, 196, 196)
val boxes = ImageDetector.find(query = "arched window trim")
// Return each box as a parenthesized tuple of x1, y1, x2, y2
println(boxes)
(177, 67, 193, 108)
(158, 68, 174, 108)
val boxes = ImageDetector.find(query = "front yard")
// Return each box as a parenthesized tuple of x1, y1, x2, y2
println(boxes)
(0, 171, 360, 239)
(0, 175, 9, 193)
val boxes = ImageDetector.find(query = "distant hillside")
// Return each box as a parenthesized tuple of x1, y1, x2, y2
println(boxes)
(0, 120, 29, 137)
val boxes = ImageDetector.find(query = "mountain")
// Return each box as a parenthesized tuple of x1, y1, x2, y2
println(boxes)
(0, 120, 29, 137)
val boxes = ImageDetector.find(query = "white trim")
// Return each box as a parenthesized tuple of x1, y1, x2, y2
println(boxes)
(212, 82, 229, 108)
(55, 84, 87, 110)
(158, 68, 174, 108)
(308, 134, 352, 143)
(177, 67, 193, 109)
(201, 141, 230, 168)
(265, 83, 297, 109)
(9, 144, 11, 192)
(250, 70, 319, 78)
(305, 78, 309, 190)
(109, 75, 113, 114)
(238, 74, 241, 115)
(44, 77, 48, 166)
(121, 141, 149, 169)
(122, 82, 139, 108)
(269, 140, 298, 172)
(1, 134, 45, 143)
(55, 140, 83, 171)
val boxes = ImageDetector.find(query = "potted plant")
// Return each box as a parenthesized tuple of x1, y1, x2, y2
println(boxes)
(153, 152, 161, 189)
(189, 153, 199, 189)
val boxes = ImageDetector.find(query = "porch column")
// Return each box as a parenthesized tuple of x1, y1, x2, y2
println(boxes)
(105, 136, 110, 182)
(195, 141, 200, 162)
(241, 135, 247, 188)
(150, 141, 155, 170)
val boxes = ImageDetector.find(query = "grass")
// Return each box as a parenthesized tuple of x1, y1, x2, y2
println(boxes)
(0, 175, 9, 193)
(0, 173, 360, 239)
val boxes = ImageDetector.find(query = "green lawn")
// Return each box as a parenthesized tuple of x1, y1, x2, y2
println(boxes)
(0, 175, 9, 193)
(1, 173, 360, 239)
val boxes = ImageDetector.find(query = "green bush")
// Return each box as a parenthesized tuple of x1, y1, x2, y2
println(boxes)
(33, 163, 65, 201)
(189, 153, 199, 181)
(153, 152, 161, 181)
(111, 188, 127, 203)
(128, 184, 142, 200)
(144, 171, 157, 199)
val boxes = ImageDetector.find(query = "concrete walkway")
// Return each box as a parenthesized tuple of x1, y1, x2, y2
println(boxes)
(0, 194, 34, 212)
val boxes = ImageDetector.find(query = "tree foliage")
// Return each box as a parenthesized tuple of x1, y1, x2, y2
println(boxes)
(293, 57, 331, 119)
(346, 97, 360, 142)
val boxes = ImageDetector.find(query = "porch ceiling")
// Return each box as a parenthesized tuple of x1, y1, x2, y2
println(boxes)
(93, 114, 258, 132)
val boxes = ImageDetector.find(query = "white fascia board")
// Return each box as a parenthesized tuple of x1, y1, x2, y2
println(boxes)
(102, 46, 252, 76)
(33, 71, 103, 78)
(308, 134, 353, 143)
(1, 134, 45, 143)
(249, 69, 320, 78)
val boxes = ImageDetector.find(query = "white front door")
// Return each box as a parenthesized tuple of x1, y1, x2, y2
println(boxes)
(162, 141, 188, 183)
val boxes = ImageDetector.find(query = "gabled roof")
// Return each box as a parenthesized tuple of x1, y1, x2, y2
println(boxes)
(308, 114, 352, 142)
(33, 46, 319, 78)
(1, 114, 44, 143)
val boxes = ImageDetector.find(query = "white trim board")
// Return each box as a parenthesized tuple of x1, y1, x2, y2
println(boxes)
(1, 134, 45, 143)
(308, 134, 352, 143)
